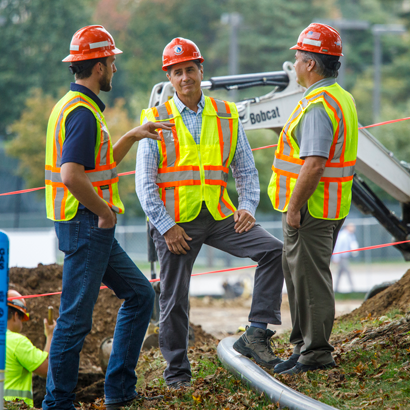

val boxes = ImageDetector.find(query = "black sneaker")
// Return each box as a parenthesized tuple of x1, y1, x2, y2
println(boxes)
(167, 380, 191, 390)
(105, 394, 164, 409)
(280, 360, 336, 375)
(273, 353, 300, 373)
(233, 326, 283, 369)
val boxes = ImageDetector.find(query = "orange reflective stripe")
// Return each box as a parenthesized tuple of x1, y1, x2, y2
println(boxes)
(275, 152, 304, 165)
(222, 195, 235, 213)
(158, 166, 200, 173)
(225, 100, 233, 167)
(284, 176, 291, 210)
(156, 180, 202, 188)
(205, 179, 227, 187)
(203, 165, 229, 172)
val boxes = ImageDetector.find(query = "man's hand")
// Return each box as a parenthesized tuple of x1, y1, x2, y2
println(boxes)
(163, 225, 192, 255)
(286, 209, 301, 229)
(127, 121, 175, 142)
(98, 208, 117, 229)
(44, 318, 56, 339)
(234, 209, 255, 233)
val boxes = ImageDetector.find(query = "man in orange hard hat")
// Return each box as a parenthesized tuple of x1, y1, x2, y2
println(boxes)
(136, 37, 284, 388)
(43, 26, 170, 409)
(268, 23, 358, 375)
(5, 290, 56, 407)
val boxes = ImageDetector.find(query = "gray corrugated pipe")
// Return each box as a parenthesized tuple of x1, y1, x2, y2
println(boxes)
(217, 336, 339, 410)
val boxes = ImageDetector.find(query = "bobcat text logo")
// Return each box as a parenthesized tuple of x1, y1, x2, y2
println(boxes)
(250, 108, 280, 125)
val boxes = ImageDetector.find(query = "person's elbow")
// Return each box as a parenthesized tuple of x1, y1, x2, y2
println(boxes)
(304, 156, 327, 176)
(33, 357, 48, 378)
(61, 162, 85, 189)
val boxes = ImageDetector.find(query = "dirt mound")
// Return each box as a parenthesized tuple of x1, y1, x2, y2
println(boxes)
(341, 269, 410, 320)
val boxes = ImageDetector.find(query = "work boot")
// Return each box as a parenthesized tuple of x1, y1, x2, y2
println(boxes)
(105, 394, 164, 409)
(167, 380, 191, 390)
(273, 353, 300, 373)
(233, 326, 283, 369)
(280, 360, 336, 375)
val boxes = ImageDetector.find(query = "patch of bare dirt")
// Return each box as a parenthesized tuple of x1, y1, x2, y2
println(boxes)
(340, 269, 410, 320)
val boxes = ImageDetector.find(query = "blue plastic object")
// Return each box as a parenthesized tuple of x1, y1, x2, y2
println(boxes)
(0, 232, 9, 373)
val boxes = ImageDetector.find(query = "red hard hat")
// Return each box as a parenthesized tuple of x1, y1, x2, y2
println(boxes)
(162, 37, 204, 71)
(290, 23, 343, 57)
(8, 290, 29, 322)
(62, 25, 123, 62)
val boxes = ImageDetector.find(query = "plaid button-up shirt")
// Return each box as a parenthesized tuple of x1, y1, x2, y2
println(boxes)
(135, 92, 259, 235)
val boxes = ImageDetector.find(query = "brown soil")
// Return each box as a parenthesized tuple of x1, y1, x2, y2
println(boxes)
(9, 263, 216, 408)
(340, 269, 410, 321)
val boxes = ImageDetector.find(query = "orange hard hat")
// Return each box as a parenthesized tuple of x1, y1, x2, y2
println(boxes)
(162, 37, 204, 71)
(7, 290, 29, 322)
(62, 25, 123, 63)
(290, 23, 343, 57)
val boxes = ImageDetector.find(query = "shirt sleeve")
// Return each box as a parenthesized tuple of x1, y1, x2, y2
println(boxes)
(298, 104, 334, 159)
(230, 121, 260, 216)
(14, 336, 48, 372)
(135, 118, 176, 235)
(61, 107, 97, 170)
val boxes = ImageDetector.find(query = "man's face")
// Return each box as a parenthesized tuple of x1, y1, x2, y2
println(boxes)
(100, 55, 117, 92)
(293, 51, 309, 88)
(166, 60, 203, 99)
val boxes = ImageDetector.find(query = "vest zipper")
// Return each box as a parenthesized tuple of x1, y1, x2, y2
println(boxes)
(197, 145, 205, 201)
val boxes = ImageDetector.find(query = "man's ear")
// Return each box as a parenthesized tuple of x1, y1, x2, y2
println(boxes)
(166, 72, 171, 82)
(307, 59, 316, 73)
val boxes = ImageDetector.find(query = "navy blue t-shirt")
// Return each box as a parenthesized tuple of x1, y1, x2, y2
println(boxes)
(61, 83, 106, 209)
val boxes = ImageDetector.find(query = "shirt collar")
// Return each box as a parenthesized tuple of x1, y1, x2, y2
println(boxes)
(303, 78, 336, 97)
(70, 82, 106, 112)
(173, 91, 205, 114)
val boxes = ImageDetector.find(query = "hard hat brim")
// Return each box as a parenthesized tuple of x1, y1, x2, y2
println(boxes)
(62, 47, 123, 63)
(289, 44, 343, 57)
(162, 55, 205, 72)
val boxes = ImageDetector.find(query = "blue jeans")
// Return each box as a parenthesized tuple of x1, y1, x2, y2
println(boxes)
(42, 210, 155, 409)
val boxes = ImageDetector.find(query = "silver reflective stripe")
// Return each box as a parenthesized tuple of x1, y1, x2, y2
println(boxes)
(70, 44, 79, 51)
(204, 169, 228, 183)
(45, 170, 62, 183)
(165, 188, 176, 220)
(326, 182, 340, 218)
(87, 168, 117, 183)
(90, 40, 110, 49)
(101, 186, 111, 205)
(54, 187, 65, 220)
(162, 129, 177, 167)
(218, 187, 232, 216)
(156, 170, 200, 184)
(4, 389, 33, 399)
(213, 99, 232, 118)
(278, 175, 288, 210)
(281, 106, 302, 156)
(111, 205, 120, 213)
(98, 126, 110, 167)
(156, 104, 174, 121)
(273, 157, 301, 175)
(322, 165, 355, 178)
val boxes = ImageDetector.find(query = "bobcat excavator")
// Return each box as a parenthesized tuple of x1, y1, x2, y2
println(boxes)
(100, 62, 410, 366)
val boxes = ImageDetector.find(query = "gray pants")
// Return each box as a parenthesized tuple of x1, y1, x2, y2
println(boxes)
(282, 205, 344, 366)
(150, 204, 284, 384)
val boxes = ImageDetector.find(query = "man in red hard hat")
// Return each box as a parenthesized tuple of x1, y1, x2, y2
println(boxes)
(43, 25, 171, 409)
(5, 290, 56, 407)
(268, 23, 358, 375)
(136, 37, 284, 388)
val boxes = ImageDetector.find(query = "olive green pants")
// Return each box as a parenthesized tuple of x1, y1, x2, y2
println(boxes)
(282, 205, 344, 365)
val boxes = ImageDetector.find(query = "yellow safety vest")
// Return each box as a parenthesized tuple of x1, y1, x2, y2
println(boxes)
(268, 83, 358, 219)
(45, 90, 124, 221)
(142, 96, 239, 223)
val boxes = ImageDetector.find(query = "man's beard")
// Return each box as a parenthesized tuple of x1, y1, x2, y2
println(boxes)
(99, 72, 112, 92)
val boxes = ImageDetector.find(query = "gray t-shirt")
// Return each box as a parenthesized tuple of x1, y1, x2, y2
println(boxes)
(294, 78, 336, 159)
